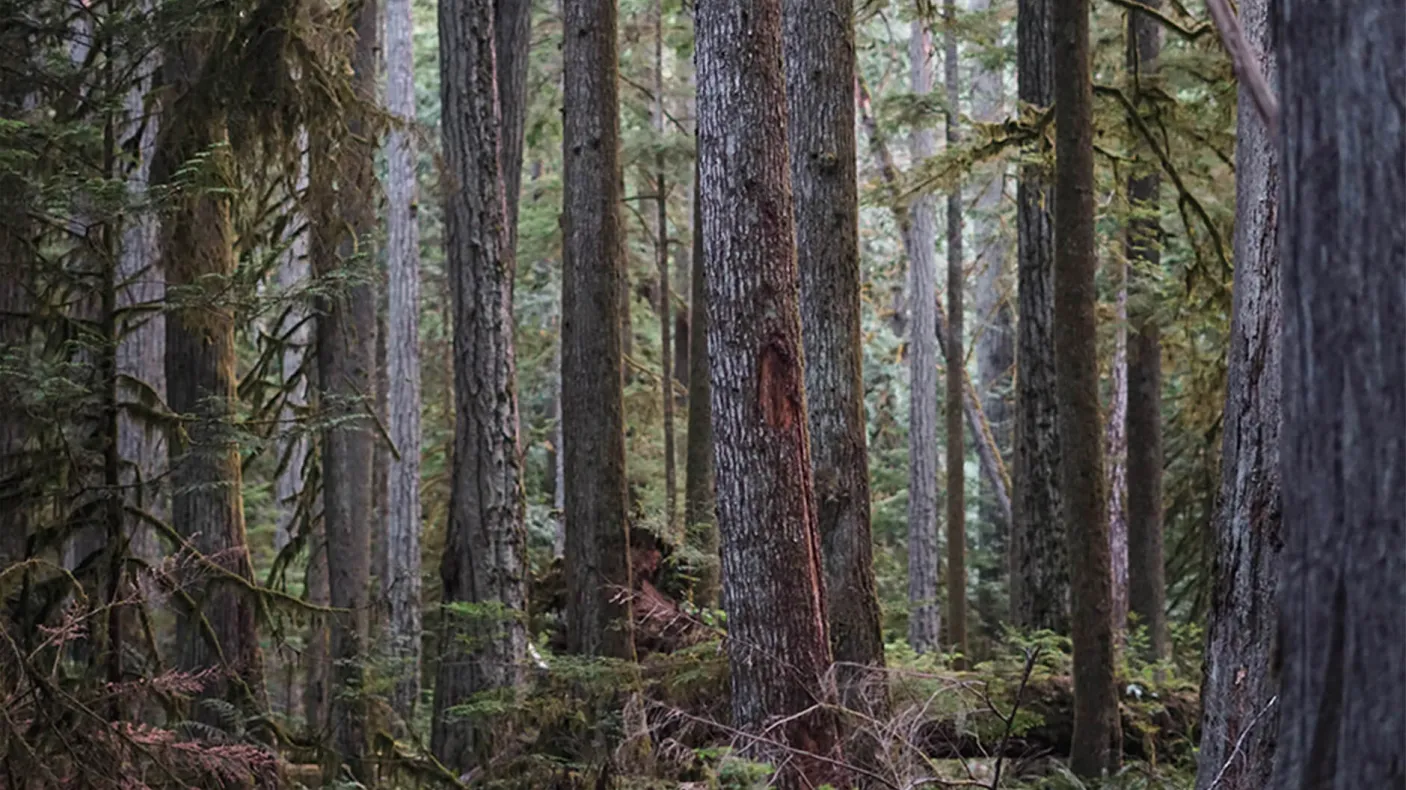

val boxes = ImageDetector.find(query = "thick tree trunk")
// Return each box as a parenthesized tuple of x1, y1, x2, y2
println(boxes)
(782, 0, 885, 707)
(696, 0, 846, 784)
(157, 39, 267, 718)
(943, 0, 968, 667)
(561, 0, 635, 660)
(385, 0, 423, 721)
(496, 0, 531, 251)
(683, 173, 718, 608)
(312, 0, 379, 771)
(1123, 1, 1165, 660)
(1010, 0, 1066, 634)
(1052, 0, 1119, 777)
(1271, 2, 1404, 788)
(432, 0, 531, 770)
(1192, 2, 1279, 786)
(905, 21, 943, 656)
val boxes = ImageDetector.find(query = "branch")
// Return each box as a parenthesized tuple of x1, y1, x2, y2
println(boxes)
(1100, 0, 1213, 40)
(1206, 695, 1278, 790)
(1204, 0, 1279, 131)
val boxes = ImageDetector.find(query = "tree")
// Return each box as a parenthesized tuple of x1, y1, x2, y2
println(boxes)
(1053, 0, 1118, 776)
(384, 0, 423, 720)
(653, 0, 677, 535)
(683, 171, 718, 608)
(1010, 0, 1067, 634)
(696, 0, 845, 783)
(432, 0, 531, 769)
(943, 0, 968, 666)
(497, 0, 531, 246)
(1271, 1, 1404, 786)
(906, 19, 943, 656)
(1193, 1, 1279, 786)
(782, 0, 885, 704)
(562, 0, 634, 660)
(1124, 0, 1165, 660)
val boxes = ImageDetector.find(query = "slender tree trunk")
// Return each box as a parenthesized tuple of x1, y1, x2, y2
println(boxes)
(312, 0, 379, 770)
(654, 1, 677, 536)
(1124, 1, 1165, 659)
(1271, 2, 1404, 787)
(905, 20, 943, 656)
(0, 17, 30, 572)
(943, 0, 968, 667)
(432, 0, 531, 770)
(275, 133, 311, 556)
(783, 0, 885, 708)
(496, 0, 531, 251)
(1192, 2, 1279, 786)
(562, 0, 635, 660)
(385, 0, 423, 721)
(697, 0, 846, 784)
(157, 38, 267, 719)
(1105, 265, 1128, 634)
(1010, 0, 1066, 634)
(683, 171, 718, 607)
(1053, 0, 1118, 776)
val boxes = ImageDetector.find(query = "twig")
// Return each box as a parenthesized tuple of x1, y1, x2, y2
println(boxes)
(988, 647, 1041, 789)
(1204, 0, 1279, 131)
(1205, 694, 1278, 790)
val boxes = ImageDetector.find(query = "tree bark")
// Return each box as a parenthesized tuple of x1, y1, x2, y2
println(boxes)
(432, 0, 531, 770)
(683, 171, 718, 608)
(1271, 1, 1404, 788)
(1105, 262, 1128, 634)
(783, 0, 885, 707)
(1052, 0, 1118, 777)
(1010, 0, 1066, 635)
(943, 0, 968, 667)
(1123, 0, 1165, 660)
(905, 20, 943, 656)
(654, 1, 677, 536)
(385, 0, 423, 721)
(696, 0, 846, 783)
(496, 0, 531, 252)
(562, 0, 635, 660)
(1192, 1, 1279, 786)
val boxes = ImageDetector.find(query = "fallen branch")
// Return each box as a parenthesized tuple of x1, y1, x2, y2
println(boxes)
(1204, 0, 1279, 131)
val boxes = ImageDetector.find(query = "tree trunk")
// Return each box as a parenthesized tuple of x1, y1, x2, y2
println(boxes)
(943, 0, 968, 667)
(654, 1, 677, 536)
(683, 171, 718, 608)
(696, 0, 846, 784)
(783, 0, 885, 707)
(157, 38, 267, 719)
(1052, 0, 1118, 777)
(1192, 1, 1279, 786)
(275, 133, 311, 558)
(1123, 1, 1165, 660)
(561, 0, 635, 660)
(1105, 264, 1128, 634)
(385, 0, 424, 721)
(496, 0, 531, 252)
(0, 26, 29, 571)
(312, 0, 379, 771)
(432, 0, 531, 770)
(1010, 0, 1066, 635)
(303, 519, 331, 733)
(1272, 2, 1404, 788)
(906, 20, 943, 656)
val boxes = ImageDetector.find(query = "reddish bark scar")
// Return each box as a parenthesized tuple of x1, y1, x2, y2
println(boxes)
(758, 340, 799, 429)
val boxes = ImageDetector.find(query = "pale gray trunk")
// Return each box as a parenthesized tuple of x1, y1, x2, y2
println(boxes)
(1105, 260, 1128, 633)
(275, 133, 311, 555)
(653, 0, 677, 535)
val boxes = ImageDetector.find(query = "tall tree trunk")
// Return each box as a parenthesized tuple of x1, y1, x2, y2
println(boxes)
(905, 20, 943, 656)
(654, 1, 677, 536)
(1123, 1, 1165, 660)
(683, 172, 718, 607)
(157, 38, 267, 719)
(943, 0, 968, 667)
(0, 16, 30, 572)
(1271, 1, 1404, 787)
(1053, 0, 1118, 776)
(496, 0, 531, 251)
(1010, 0, 1066, 634)
(275, 133, 311, 556)
(1192, 1, 1279, 786)
(432, 0, 531, 770)
(696, 0, 846, 784)
(1105, 266, 1128, 633)
(385, 0, 423, 721)
(312, 0, 379, 771)
(783, 0, 885, 708)
(562, 0, 635, 660)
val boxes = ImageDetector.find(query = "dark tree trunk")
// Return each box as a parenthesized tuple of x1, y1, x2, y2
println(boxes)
(905, 21, 943, 656)
(432, 0, 531, 770)
(562, 0, 635, 660)
(943, 0, 968, 667)
(496, 0, 531, 250)
(696, 0, 846, 784)
(156, 38, 267, 719)
(1124, 1, 1165, 660)
(1010, 0, 1066, 635)
(1052, 0, 1119, 776)
(782, 0, 885, 708)
(1272, 1, 1405, 788)
(683, 172, 718, 608)
(1193, 1, 1280, 786)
